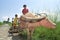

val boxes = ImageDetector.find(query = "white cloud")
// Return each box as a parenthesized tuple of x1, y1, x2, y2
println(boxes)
(2, 16, 9, 21)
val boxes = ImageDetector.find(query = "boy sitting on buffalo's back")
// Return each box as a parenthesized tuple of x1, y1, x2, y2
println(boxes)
(22, 4, 29, 15)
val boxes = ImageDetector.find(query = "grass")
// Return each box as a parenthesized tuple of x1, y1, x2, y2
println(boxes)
(0, 22, 3, 26)
(32, 22, 60, 40)
(0, 21, 12, 26)
(8, 22, 12, 26)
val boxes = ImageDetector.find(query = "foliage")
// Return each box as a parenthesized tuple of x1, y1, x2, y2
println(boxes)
(0, 22, 3, 25)
(32, 22, 60, 40)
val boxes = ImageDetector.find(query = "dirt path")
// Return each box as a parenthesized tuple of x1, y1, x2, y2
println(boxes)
(0, 24, 26, 40)
(0, 24, 12, 40)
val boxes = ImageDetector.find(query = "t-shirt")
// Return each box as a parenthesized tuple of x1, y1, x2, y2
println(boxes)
(22, 8, 29, 15)
(14, 17, 18, 25)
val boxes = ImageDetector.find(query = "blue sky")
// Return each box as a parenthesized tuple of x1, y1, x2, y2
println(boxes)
(0, 0, 60, 22)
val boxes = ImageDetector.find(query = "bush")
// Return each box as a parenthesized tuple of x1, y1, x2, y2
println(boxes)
(0, 22, 3, 25)
(32, 22, 60, 40)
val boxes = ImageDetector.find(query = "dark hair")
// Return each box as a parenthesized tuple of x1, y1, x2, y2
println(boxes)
(23, 4, 26, 7)
(15, 14, 18, 17)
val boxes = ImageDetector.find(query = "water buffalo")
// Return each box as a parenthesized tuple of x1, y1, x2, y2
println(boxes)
(18, 15, 56, 40)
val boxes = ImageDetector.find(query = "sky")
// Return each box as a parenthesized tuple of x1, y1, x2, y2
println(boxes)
(0, 0, 60, 22)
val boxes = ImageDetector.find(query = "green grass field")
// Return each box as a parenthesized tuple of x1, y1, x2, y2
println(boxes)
(0, 22, 3, 26)
(0, 21, 12, 26)
(32, 22, 60, 40)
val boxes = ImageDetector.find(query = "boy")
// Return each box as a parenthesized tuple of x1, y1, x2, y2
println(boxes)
(22, 4, 29, 15)
(13, 14, 18, 29)
(9, 14, 18, 33)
